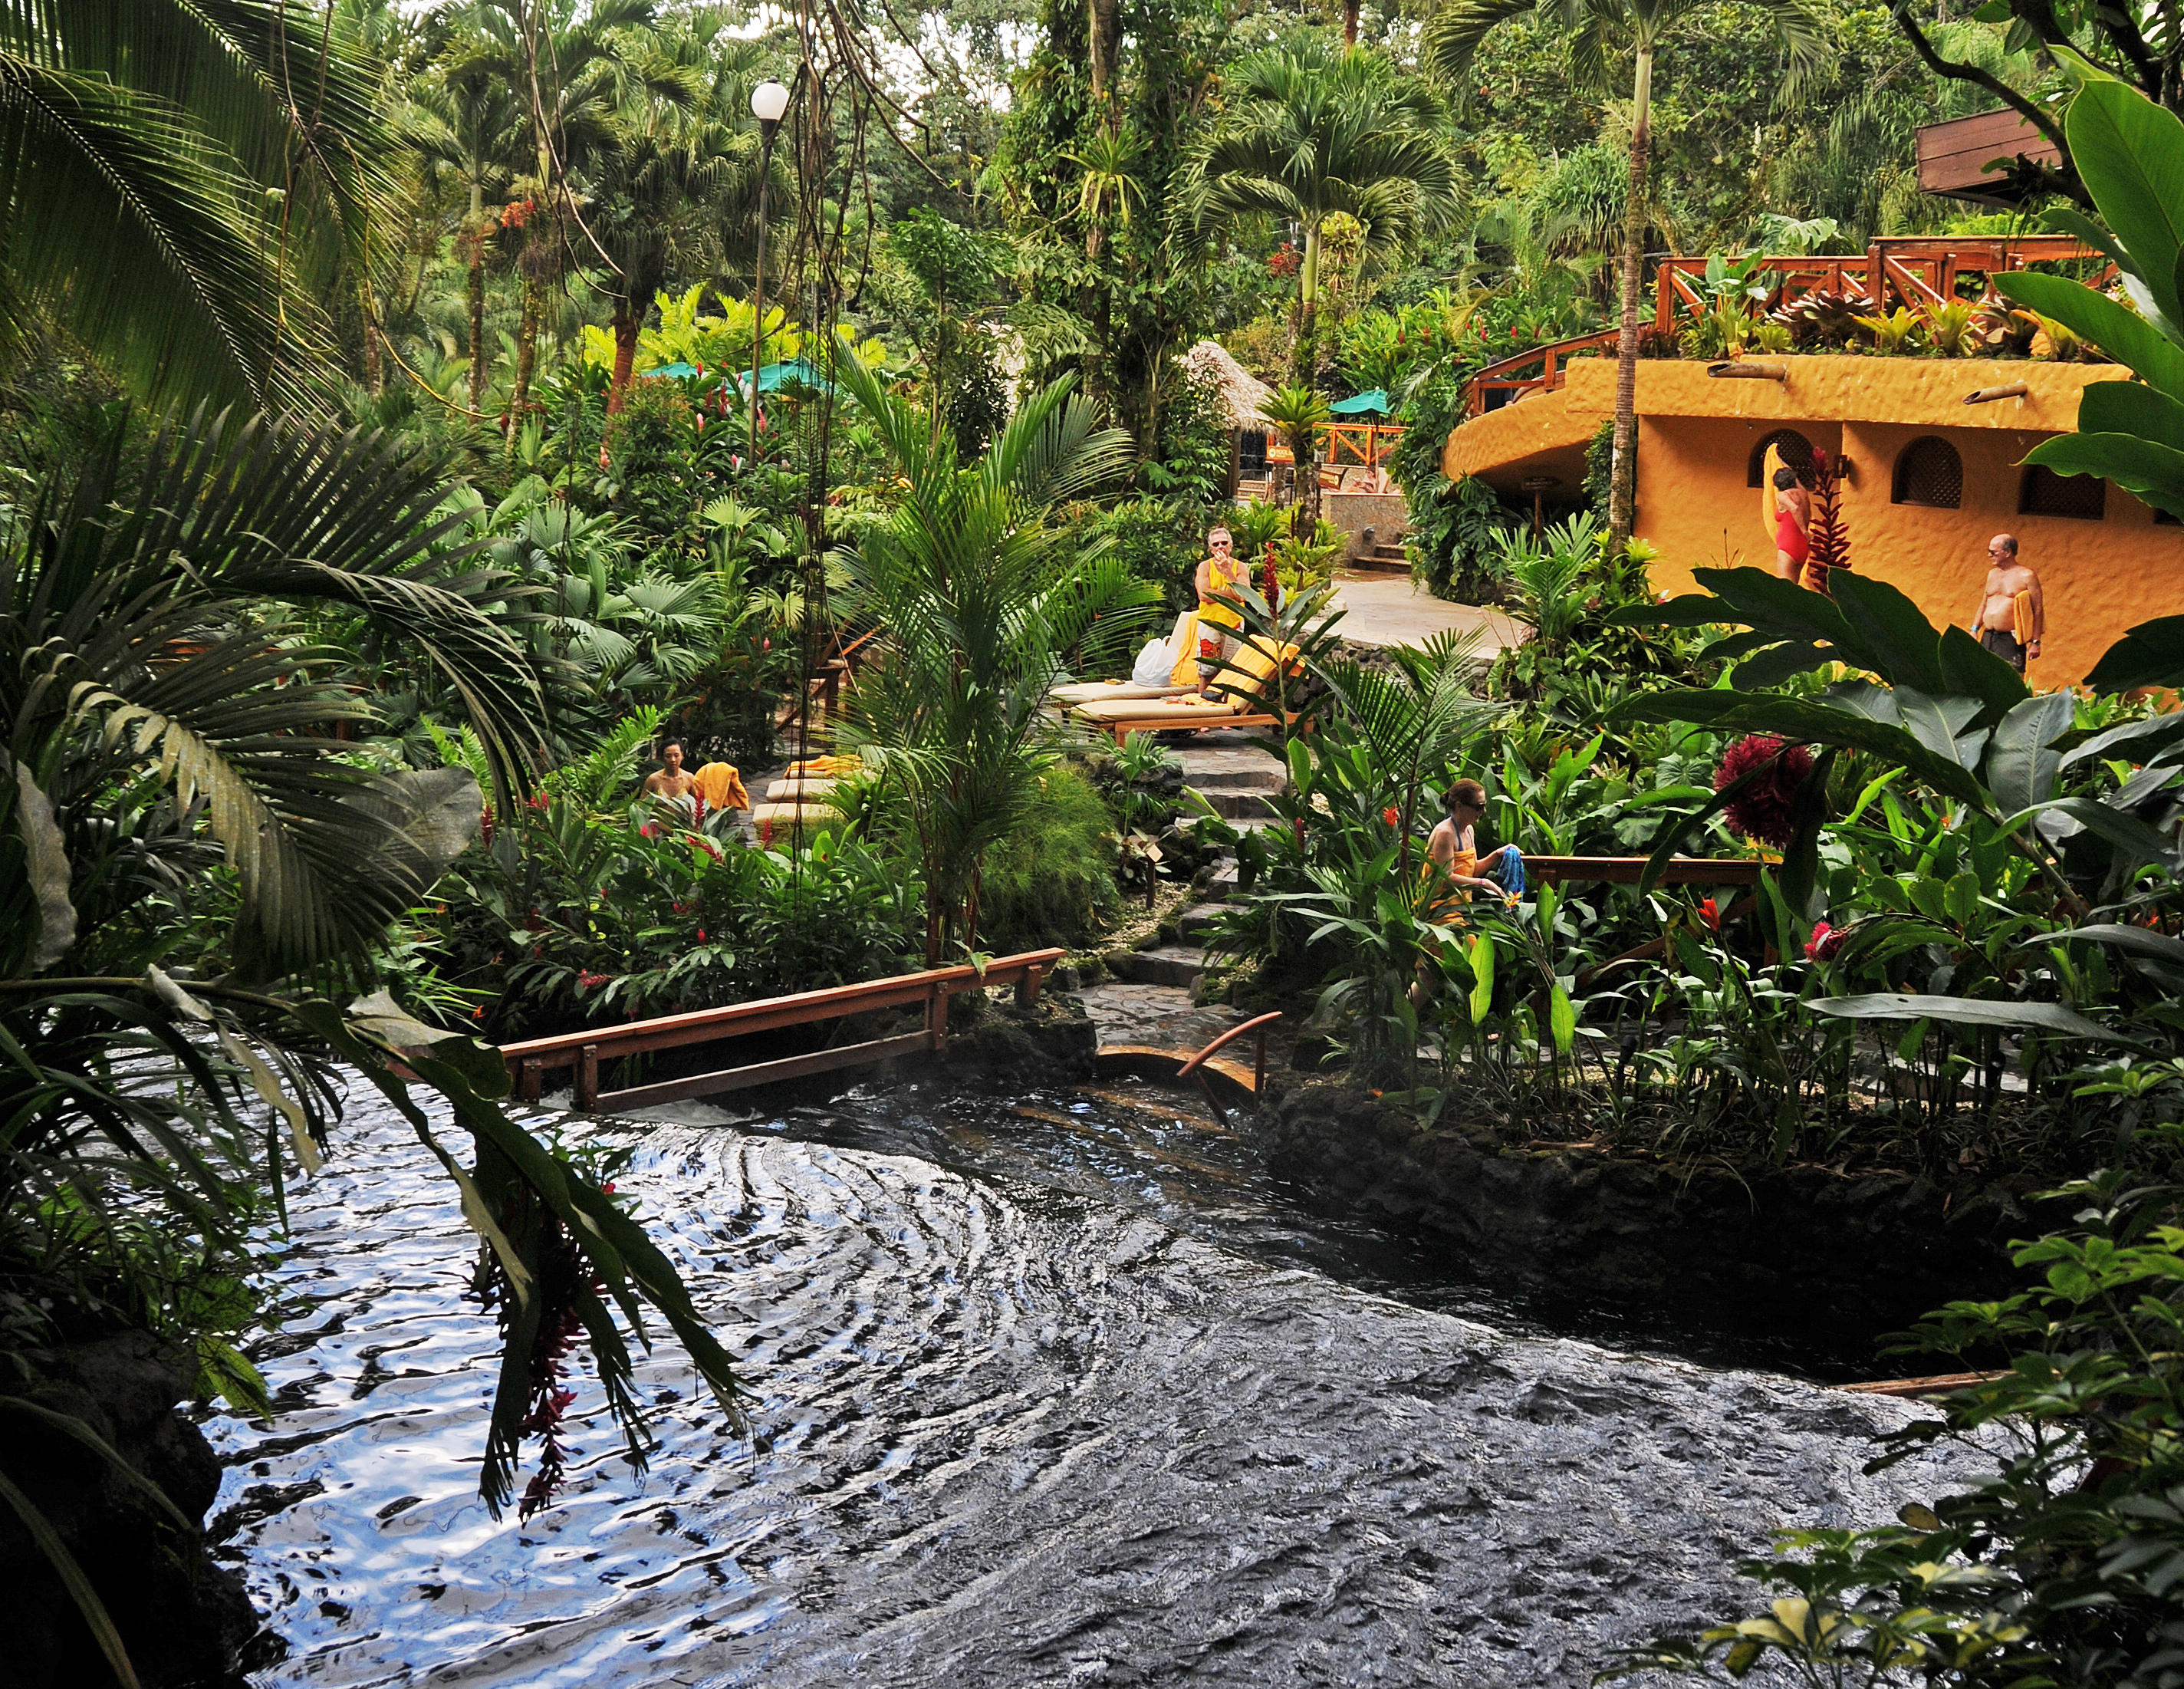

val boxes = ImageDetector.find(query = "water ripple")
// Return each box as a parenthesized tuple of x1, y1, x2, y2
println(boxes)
(208, 1082, 1976, 1687)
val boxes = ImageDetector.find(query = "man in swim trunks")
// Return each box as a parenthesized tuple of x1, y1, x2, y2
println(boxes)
(1966, 534, 2043, 674)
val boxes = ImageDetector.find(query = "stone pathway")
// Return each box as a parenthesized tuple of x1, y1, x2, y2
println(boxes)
(1332, 572, 1525, 657)
(1079, 727, 1292, 1065)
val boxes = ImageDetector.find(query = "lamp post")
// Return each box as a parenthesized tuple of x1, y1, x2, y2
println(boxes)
(748, 78, 790, 463)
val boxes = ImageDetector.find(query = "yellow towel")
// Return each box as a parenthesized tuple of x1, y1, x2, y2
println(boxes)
(2012, 588, 2038, 648)
(1169, 610, 1202, 689)
(786, 754, 862, 778)
(691, 762, 749, 812)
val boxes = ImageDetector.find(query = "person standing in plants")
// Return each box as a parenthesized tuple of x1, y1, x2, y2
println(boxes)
(1194, 526, 1248, 696)
(643, 738, 700, 821)
(1771, 466, 1811, 582)
(1966, 533, 2044, 673)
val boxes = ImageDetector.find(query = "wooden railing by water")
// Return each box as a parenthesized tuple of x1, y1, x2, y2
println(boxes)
(1462, 233, 2113, 418)
(498, 948, 1066, 1114)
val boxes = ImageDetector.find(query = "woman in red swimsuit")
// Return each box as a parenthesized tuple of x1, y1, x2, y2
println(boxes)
(1772, 466, 1811, 582)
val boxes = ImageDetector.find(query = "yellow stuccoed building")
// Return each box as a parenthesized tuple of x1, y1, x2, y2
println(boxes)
(1443, 352, 2183, 687)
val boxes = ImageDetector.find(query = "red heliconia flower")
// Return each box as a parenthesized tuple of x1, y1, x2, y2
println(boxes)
(1699, 897, 1720, 932)
(1713, 733, 1814, 850)
(1383, 806, 1401, 826)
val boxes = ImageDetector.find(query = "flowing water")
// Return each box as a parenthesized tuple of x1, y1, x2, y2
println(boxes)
(208, 1074, 1977, 1687)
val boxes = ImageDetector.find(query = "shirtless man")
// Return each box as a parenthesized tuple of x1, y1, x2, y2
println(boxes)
(643, 739, 699, 805)
(1965, 534, 2044, 674)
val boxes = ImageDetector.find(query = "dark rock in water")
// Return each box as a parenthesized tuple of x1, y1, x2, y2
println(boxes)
(0, 1332, 265, 1687)
(1253, 1076, 2055, 1365)
(931, 990, 1097, 1086)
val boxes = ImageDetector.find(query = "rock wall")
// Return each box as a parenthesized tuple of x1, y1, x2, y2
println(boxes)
(1255, 1078, 2061, 1367)
(0, 1332, 261, 1687)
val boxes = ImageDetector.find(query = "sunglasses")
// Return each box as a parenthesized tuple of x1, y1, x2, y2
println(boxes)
(1210, 539, 1233, 548)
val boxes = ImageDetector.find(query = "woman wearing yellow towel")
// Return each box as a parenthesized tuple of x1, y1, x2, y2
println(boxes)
(1966, 534, 2043, 674)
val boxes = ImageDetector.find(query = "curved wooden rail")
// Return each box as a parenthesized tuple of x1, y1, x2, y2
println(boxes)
(1176, 1009, 1282, 1096)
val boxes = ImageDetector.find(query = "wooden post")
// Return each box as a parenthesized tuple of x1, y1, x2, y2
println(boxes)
(1255, 1025, 1267, 1096)
(577, 1044, 599, 1111)
(925, 983, 948, 1053)
(520, 1057, 543, 1104)
(1016, 963, 1042, 1010)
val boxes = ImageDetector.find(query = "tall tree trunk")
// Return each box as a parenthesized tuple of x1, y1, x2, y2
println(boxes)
(1608, 45, 1652, 555)
(1343, 0, 1360, 46)
(607, 306, 640, 414)
(510, 277, 541, 441)
(467, 183, 487, 415)
(1088, 0, 1122, 125)
(1291, 221, 1321, 388)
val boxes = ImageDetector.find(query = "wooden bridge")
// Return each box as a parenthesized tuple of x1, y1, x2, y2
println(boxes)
(498, 948, 1064, 1114)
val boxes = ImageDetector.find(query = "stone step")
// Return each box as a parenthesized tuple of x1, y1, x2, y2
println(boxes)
(1180, 766, 1286, 792)
(1108, 944, 1205, 989)
(1196, 788, 1279, 819)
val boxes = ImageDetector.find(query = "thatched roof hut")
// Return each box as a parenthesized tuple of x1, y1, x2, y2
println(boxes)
(1182, 340, 1275, 430)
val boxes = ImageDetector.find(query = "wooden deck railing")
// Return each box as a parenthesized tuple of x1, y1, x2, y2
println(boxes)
(498, 947, 1066, 1113)
(1321, 420, 1406, 468)
(1462, 234, 2112, 418)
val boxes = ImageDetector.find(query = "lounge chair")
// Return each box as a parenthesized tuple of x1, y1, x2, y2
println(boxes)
(1060, 635, 1304, 746)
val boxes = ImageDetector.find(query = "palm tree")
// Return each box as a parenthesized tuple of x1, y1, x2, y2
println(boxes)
(1, 413, 741, 1670)
(581, 73, 761, 416)
(830, 347, 1153, 964)
(1423, 0, 1827, 554)
(1195, 45, 1461, 391)
(401, 35, 525, 414)
(0, 0, 388, 413)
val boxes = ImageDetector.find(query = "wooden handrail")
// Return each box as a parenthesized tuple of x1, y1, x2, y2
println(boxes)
(500, 947, 1065, 1111)
(1176, 1010, 1281, 1096)
(1527, 856, 1765, 887)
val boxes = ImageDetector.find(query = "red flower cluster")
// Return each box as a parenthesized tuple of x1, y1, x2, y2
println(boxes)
(480, 803, 495, 845)
(1713, 733, 1814, 850)
(501, 197, 536, 229)
(577, 971, 612, 990)
(1805, 920, 1844, 962)
(1383, 806, 1402, 826)
(1268, 244, 1301, 278)
(1698, 897, 1720, 932)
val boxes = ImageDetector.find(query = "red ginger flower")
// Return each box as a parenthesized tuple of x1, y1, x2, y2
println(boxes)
(1806, 920, 1844, 962)
(1713, 734, 1814, 850)
(1698, 897, 1720, 931)
(1383, 806, 1401, 826)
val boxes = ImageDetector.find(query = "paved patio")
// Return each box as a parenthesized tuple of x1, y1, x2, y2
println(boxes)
(1330, 573, 1525, 657)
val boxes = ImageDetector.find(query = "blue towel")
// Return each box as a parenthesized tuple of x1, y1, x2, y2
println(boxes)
(1491, 845, 1526, 897)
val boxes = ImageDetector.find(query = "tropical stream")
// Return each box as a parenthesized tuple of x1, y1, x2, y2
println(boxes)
(207, 1071, 1977, 1687)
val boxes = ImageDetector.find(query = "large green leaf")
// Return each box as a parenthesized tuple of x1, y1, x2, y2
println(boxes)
(1985, 690, 2076, 817)
(1830, 573, 1952, 696)
(2019, 433, 2184, 522)
(1936, 624, 2031, 726)
(2078, 379, 2184, 454)
(1998, 795, 2181, 866)
(1613, 690, 1992, 807)
(1811, 993, 2132, 1043)
(2021, 923, 2184, 966)
(2065, 81, 2184, 335)
(2087, 614, 2184, 691)
(2057, 710, 2184, 770)
(1995, 270, 2184, 400)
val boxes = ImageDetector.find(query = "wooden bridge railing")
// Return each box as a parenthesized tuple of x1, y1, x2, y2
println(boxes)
(1462, 234, 2111, 418)
(498, 947, 1066, 1114)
